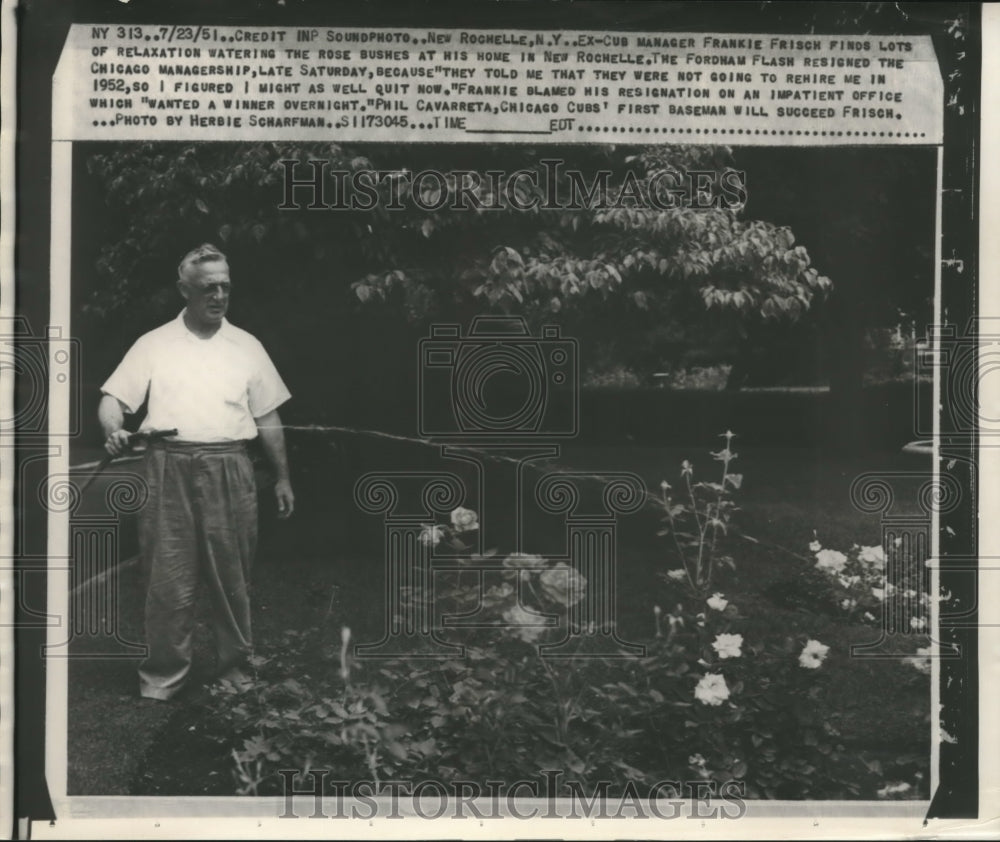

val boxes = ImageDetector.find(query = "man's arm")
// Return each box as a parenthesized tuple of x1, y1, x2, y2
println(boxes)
(255, 409, 294, 519)
(98, 394, 132, 457)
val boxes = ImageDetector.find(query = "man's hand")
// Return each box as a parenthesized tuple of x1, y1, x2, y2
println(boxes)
(274, 478, 295, 519)
(104, 429, 132, 458)
(255, 408, 295, 520)
(99, 394, 132, 457)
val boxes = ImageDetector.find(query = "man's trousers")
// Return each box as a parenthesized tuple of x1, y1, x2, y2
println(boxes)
(137, 440, 257, 700)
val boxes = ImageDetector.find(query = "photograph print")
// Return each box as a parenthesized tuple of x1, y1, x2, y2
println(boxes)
(8, 0, 986, 836)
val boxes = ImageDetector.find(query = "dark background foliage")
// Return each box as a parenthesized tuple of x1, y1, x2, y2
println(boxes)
(72, 141, 936, 448)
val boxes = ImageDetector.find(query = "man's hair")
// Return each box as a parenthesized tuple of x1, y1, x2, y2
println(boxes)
(178, 243, 228, 282)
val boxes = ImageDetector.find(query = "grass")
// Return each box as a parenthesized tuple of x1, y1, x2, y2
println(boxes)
(66, 438, 932, 797)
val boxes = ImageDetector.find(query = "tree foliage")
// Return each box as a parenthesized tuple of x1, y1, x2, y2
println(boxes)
(84, 141, 831, 379)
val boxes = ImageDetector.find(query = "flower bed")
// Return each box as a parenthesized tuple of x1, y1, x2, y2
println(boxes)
(194, 434, 932, 801)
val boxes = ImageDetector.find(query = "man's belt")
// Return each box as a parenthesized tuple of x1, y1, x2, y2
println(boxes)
(146, 439, 250, 453)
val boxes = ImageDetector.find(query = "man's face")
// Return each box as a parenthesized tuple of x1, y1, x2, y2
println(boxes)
(179, 260, 231, 327)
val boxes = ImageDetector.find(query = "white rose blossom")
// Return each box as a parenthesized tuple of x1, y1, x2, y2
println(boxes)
(815, 549, 848, 573)
(539, 562, 587, 606)
(798, 639, 830, 669)
(711, 633, 743, 659)
(502, 604, 544, 643)
(871, 581, 895, 601)
(859, 545, 885, 566)
(449, 506, 479, 533)
(486, 582, 515, 599)
(809, 540, 822, 553)
(418, 524, 444, 547)
(694, 673, 730, 706)
(666, 568, 687, 581)
(706, 593, 729, 611)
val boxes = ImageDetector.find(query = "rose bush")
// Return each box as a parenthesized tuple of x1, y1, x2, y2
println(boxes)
(806, 535, 936, 640)
(208, 437, 929, 800)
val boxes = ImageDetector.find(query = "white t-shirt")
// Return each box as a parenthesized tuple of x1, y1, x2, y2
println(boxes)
(101, 311, 291, 442)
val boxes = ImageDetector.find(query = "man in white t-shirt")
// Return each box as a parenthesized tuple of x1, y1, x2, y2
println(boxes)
(99, 243, 295, 700)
